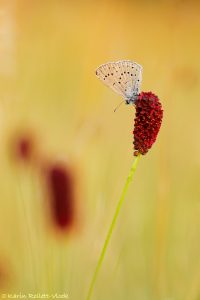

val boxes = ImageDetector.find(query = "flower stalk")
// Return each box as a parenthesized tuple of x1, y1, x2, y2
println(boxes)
(86, 154, 141, 300)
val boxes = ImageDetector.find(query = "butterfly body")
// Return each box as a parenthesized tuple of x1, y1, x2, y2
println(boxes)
(124, 93, 139, 105)
(95, 60, 142, 106)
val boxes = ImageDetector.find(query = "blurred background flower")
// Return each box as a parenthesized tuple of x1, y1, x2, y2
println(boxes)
(0, 0, 200, 300)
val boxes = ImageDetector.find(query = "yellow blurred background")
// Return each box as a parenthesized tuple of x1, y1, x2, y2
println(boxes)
(0, 0, 200, 299)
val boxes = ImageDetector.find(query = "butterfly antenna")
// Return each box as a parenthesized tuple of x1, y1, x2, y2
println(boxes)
(114, 100, 125, 112)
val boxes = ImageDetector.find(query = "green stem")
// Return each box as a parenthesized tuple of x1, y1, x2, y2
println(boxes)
(86, 154, 141, 300)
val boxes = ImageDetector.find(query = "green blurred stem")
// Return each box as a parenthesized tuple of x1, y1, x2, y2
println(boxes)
(86, 155, 141, 300)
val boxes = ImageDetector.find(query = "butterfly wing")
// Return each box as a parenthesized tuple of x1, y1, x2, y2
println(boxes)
(95, 60, 143, 99)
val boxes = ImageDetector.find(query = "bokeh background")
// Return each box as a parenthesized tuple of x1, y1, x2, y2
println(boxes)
(0, 0, 200, 299)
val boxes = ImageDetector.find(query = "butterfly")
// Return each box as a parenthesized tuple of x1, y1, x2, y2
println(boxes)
(95, 60, 143, 110)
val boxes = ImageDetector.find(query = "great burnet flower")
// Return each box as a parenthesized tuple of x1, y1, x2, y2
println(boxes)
(10, 131, 36, 163)
(46, 163, 75, 230)
(86, 62, 163, 300)
(133, 92, 163, 156)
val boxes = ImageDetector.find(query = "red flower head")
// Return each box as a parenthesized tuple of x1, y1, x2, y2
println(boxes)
(133, 92, 163, 156)
(11, 131, 36, 163)
(46, 163, 75, 230)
